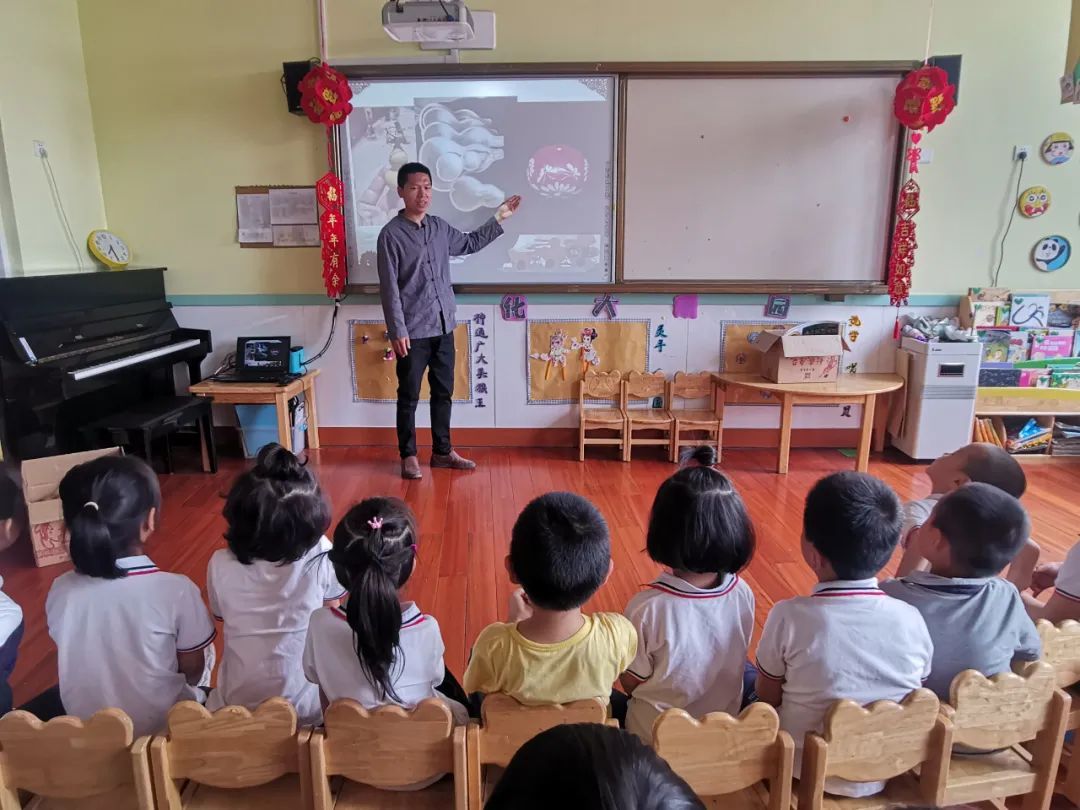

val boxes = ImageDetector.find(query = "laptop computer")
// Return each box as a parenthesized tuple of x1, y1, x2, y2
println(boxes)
(209, 336, 300, 384)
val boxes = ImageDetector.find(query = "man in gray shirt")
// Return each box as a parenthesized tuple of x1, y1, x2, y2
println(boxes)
(377, 162, 520, 479)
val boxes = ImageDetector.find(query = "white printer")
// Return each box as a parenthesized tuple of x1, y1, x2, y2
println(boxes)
(890, 337, 983, 460)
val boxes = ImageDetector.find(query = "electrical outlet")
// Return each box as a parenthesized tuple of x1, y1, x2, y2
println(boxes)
(1014, 144, 1031, 161)
(32, 140, 47, 158)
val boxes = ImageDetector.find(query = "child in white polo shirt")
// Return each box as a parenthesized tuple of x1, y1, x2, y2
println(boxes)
(755, 471, 933, 798)
(304, 497, 469, 724)
(621, 446, 757, 742)
(46, 456, 215, 737)
(1022, 540, 1080, 622)
(205, 443, 345, 725)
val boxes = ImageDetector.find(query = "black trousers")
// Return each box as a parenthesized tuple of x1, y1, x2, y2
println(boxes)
(396, 331, 455, 458)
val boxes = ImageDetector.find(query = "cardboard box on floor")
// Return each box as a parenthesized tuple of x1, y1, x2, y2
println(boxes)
(753, 322, 848, 384)
(22, 447, 122, 567)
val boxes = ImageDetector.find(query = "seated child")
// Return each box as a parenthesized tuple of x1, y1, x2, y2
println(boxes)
(882, 483, 1040, 699)
(1021, 542, 1080, 622)
(46, 456, 215, 736)
(463, 492, 637, 714)
(303, 497, 469, 724)
(622, 445, 756, 741)
(896, 443, 1038, 586)
(755, 471, 932, 798)
(206, 443, 345, 725)
(0, 464, 26, 714)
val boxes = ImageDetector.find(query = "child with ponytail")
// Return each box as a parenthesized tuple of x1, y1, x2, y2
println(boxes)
(303, 497, 468, 725)
(46, 456, 215, 736)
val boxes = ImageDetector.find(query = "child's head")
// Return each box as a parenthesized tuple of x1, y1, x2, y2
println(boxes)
(508, 492, 611, 611)
(59, 455, 161, 579)
(926, 443, 1026, 497)
(0, 463, 27, 554)
(918, 482, 1030, 578)
(329, 497, 418, 702)
(648, 447, 755, 577)
(802, 471, 902, 581)
(223, 443, 330, 565)
(485, 723, 704, 810)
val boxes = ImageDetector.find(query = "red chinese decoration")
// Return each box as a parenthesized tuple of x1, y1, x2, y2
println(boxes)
(299, 64, 353, 126)
(315, 171, 344, 211)
(893, 66, 956, 133)
(888, 179, 921, 311)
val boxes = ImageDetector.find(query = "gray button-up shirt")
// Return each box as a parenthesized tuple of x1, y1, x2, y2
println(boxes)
(377, 212, 504, 341)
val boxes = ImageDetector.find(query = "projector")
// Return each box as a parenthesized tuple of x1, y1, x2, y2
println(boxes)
(382, 1, 475, 43)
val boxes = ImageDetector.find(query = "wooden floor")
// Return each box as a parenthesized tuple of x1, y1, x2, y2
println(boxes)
(4, 444, 1080, 706)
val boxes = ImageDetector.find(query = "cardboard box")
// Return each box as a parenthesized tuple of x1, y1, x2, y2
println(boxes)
(753, 322, 847, 384)
(22, 447, 122, 567)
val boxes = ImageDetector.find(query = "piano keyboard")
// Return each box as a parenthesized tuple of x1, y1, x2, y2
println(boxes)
(71, 338, 204, 381)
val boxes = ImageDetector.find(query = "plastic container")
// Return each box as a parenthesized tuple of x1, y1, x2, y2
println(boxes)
(235, 404, 278, 458)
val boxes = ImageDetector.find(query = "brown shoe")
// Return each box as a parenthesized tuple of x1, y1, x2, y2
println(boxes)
(431, 450, 476, 471)
(401, 456, 423, 479)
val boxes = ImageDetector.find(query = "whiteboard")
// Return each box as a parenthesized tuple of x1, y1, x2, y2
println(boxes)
(342, 76, 617, 286)
(620, 75, 901, 284)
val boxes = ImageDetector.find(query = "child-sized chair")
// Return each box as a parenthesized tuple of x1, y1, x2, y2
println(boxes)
(622, 371, 673, 463)
(466, 695, 615, 808)
(309, 699, 466, 810)
(148, 698, 312, 810)
(0, 709, 154, 810)
(1037, 619, 1080, 804)
(652, 703, 793, 810)
(798, 689, 946, 810)
(578, 370, 626, 461)
(938, 663, 1068, 810)
(668, 372, 724, 464)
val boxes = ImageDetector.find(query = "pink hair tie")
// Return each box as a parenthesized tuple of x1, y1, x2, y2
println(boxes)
(368, 516, 384, 530)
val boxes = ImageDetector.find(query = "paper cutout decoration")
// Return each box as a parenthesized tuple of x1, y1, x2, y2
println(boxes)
(592, 294, 618, 319)
(527, 320, 649, 404)
(1018, 186, 1051, 218)
(529, 329, 572, 380)
(672, 294, 699, 319)
(500, 294, 528, 321)
(1042, 132, 1074, 165)
(765, 295, 791, 319)
(1032, 236, 1071, 272)
(571, 328, 601, 376)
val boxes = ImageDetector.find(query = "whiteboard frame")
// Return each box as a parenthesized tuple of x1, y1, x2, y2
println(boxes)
(339, 61, 916, 296)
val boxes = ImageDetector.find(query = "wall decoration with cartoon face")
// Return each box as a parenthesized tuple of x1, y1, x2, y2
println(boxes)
(1032, 236, 1071, 272)
(1018, 186, 1051, 218)
(1042, 132, 1074, 165)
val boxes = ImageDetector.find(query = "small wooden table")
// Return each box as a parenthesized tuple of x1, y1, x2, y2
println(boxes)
(189, 369, 320, 453)
(713, 373, 904, 474)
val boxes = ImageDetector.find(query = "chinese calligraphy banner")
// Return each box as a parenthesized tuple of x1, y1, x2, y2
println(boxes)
(527, 319, 649, 405)
(349, 320, 472, 403)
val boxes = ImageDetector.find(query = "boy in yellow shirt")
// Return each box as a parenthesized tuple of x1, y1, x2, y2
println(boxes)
(464, 492, 637, 721)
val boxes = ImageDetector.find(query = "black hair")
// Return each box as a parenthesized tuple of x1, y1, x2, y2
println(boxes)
(648, 447, 755, 577)
(222, 443, 330, 565)
(930, 482, 1030, 577)
(0, 463, 28, 551)
(803, 471, 902, 580)
(510, 492, 610, 611)
(962, 444, 1027, 498)
(485, 723, 705, 810)
(329, 497, 418, 703)
(397, 162, 431, 188)
(59, 455, 161, 579)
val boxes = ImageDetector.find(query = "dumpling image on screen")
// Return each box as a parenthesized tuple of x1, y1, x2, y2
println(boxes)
(449, 176, 506, 212)
(527, 145, 589, 197)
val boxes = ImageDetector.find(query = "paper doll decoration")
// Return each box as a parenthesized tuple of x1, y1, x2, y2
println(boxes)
(529, 329, 571, 380)
(572, 328, 600, 376)
(1042, 132, 1074, 165)
(1032, 236, 1071, 272)
(1018, 186, 1051, 218)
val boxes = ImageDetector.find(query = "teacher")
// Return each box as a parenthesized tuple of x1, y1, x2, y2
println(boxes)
(377, 162, 521, 480)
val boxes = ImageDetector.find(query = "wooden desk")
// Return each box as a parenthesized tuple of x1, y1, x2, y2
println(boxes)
(189, 369, 320, 453)
(713, 373, 904, 474)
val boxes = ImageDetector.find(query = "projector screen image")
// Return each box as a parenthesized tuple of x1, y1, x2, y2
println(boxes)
(340, 77, 616, 285)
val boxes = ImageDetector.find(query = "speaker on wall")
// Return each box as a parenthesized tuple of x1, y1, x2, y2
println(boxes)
(282, 60, 318, 115)
(928, 54, 962, 104)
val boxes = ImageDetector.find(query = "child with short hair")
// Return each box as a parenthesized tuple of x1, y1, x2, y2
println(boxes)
(46, 456, 215, 736)
(0, 464, 26, 714)
(755, 471, 932, 798)
(621, 446, 756, 741)
(303, 497, 468, 723)
(463, 492, 637, 714)
(206, 443, 344, 725)
(881, 483, 1040, 699)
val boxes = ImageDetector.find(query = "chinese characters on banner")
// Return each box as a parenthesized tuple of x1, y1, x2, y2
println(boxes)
(473, 313, 489, 408)
(654, 324, 667, 353)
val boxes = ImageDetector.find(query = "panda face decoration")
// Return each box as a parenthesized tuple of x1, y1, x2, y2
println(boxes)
(1032, 236, 1071, 272)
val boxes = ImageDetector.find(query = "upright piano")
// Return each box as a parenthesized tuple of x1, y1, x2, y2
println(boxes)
(0, 267, 212, 460)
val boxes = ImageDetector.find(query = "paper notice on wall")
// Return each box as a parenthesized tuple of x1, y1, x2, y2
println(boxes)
(236, 193, 272, 244)
(272, 224, 320, 247)
(269, 187, 317, 225)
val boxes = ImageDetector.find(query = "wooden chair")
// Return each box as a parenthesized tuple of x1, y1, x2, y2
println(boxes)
(465, 694, 615, 808)
(798, 689, 946, 810)
(668, 372, 724, 464)
(1037, 619, 1080, 803)
(652, 703, 793, 810)
(148, 698, 312, 810)
(309, 699, 466, 810)
(578, 370, 625, 461)
(0, 709, 154, 810)
(937, 663, 1069, 810)
(622, 371, 674, 463)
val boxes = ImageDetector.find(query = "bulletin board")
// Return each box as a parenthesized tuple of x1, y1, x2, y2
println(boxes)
(527, 319, 649, 404)
(349, 320, 472, 403)
(720, 321, 798, 404)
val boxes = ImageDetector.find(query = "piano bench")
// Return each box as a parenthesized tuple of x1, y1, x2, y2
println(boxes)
(79, 396, 217, 475)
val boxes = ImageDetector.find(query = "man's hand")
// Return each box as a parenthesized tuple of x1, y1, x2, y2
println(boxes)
(392, 337, 411, 358)
(496, 195, 522, 223)
(1031, 562, 1062, 596)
